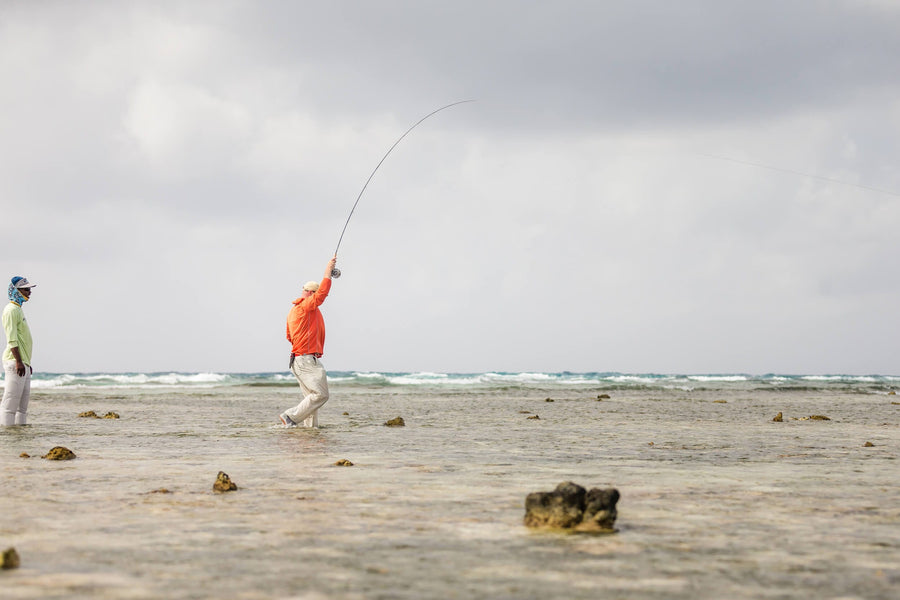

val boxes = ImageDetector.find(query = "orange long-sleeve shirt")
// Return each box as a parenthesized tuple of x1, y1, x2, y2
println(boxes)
(286, 278, 332, 357)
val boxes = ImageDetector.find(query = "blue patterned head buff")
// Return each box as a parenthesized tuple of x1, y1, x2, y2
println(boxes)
(8, 276, 32, 305)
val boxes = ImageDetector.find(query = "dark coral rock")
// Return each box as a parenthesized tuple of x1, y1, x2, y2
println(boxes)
(1, 547, 21, 570)
(384, 417, 405, 427)
(578, 487, 620, 531)
(42, 446, 76, 460)
(524, 481, 619, 532)
(524, 481, 587, 529)
(213, 471, 238, 492)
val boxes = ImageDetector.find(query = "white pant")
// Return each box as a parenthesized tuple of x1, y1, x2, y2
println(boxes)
(284, 355, 330, 427)
(2, 360, 31, 426)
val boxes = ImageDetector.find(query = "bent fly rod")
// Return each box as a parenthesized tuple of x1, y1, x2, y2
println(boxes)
(329, 100, 474, 278)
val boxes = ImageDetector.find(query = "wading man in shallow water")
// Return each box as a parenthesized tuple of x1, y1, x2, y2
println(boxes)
(2, 276, 36, 426)
(280, 255, 337, 428)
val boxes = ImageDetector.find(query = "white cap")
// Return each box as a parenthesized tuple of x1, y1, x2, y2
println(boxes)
(12, 276, 36, 289)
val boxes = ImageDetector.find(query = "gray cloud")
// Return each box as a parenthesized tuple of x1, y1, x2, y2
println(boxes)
(2, 0, 898, 374)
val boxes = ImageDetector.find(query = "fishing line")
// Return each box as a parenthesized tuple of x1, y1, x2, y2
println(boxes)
(330, 100, 474, 278)
(698, 152, 900, 198)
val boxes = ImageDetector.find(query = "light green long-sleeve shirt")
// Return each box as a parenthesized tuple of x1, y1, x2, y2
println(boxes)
(2, 302, 33, 366)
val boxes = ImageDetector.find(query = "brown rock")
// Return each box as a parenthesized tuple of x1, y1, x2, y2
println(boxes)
(863, 441, 875, 447)
(334, 459, 354, 466)
(102, 412, 120, 419)
(524, 481, 586, 529)
(545, 397, 554, 402)
(575, 487, 620, 532)
(384, 417, 405, 427)
(713, 400, 727, 404)
(42, 446, 76, 460)
(524, 481, 619, 532)
(1, 547, 20, 570)
(597, 394, 611, 400)
(772, 412, 783, 422)
(19, 452, 30, 458)
(527, 415, 540, 420)
(806, 415, 831, 421)
(78, 411, 99, 418)
(213, 471, 238, 492)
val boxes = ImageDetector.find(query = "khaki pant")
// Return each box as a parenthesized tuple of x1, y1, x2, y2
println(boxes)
(284, 354, 329, 427)
(2, 360, 31, 426)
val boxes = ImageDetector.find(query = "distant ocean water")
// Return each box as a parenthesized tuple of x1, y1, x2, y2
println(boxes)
(18, 370, 900, 392)
(2, 370, 899, 599)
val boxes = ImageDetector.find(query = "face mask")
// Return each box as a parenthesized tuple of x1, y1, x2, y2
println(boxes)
(8, 282, 28, 305)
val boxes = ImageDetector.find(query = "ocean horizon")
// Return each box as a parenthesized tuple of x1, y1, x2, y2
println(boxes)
(7, 370, 900, 392)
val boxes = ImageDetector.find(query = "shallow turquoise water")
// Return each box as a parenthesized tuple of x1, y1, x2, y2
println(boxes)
(1, 384, 898, 599)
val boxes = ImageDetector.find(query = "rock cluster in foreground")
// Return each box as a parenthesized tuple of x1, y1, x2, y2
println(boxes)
(524, 481, 619, 532)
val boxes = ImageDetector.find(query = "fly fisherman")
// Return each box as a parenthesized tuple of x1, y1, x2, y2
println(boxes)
(2, 276, 36, 426)
(280, 255, 338, 428)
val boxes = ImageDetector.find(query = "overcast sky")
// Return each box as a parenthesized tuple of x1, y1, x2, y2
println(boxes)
(2, 0, 898, 375)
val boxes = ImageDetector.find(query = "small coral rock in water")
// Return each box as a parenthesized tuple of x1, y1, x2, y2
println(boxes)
(527, 414, 540, 420)
(42, 446, 76, 460)
(19, 452, 30, 458)
(597, 394, 610, 400)
(384, 416, 405, 427)
(334, 459, 354, 466)
(803, 415, 831, 421)
(213, 471, 238, 492)
(524, 481, 619, 532)
(863, 441, 875, 447)
(102, 412, 120, 419)
(773, 412, 784, 422)
(78, 411, 99, 418)
(1, 547, 21, 569)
